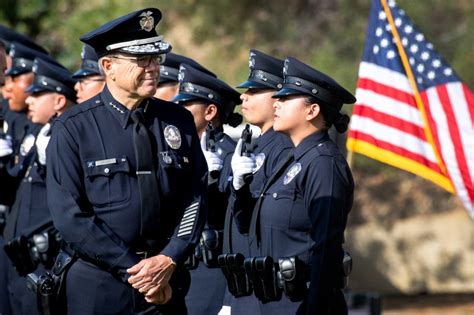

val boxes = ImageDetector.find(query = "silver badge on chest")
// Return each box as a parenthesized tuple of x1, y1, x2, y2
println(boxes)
(164, 125, 181, 150)
(284, 162, 301, 185)
(20, 134, 36, 156)
(254, 153, 265, 173)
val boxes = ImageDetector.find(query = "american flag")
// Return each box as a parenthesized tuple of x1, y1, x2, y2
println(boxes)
(347, 0, 474, 217)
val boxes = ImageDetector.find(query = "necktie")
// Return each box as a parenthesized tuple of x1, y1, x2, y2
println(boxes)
(131, 108, 160, 238)
(249, 150, 295, 248)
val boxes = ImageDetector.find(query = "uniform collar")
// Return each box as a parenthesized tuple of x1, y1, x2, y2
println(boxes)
(101, 85, 131, 129)
(294, 130, 330, 160)
(255, 127, 276, 150)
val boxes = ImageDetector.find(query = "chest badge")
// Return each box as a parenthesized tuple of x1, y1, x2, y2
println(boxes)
(254, 153, 266, 173)
(20, 134, 36, 156)
(164, 125, 181, 150)
(284, 162, 301, 185)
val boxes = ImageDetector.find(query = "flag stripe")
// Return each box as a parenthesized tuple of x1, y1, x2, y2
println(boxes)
(348, 129, 442, 172)
(355, 88, 423, 126)
(358, 78, 417, 108)
(358, 61, 413, 94)
(424, 87, 474, 208)
(349, 115, 438, 163)
(462, 84, 474, 127)
(352, 104, 426, 139)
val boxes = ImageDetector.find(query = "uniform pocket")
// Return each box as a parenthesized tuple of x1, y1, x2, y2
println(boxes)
(84, 157, 131, 206)
(158, 150, 191, 196)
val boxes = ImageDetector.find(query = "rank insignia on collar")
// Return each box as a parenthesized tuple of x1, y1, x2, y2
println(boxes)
(20, 134, 36, 156)
(254, 152, 266, 173)
(139, 11, 154, 32)
(284, 162, 301, 185)
(164, 125, 181, 150)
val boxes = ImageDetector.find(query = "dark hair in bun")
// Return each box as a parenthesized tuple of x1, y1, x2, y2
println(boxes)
(304, 96, 350, 133)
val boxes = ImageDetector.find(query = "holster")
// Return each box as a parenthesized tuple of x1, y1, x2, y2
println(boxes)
(277, 257, 308, 301)
(218, 253, 252, 297)
(4, 235, 37, 276)
(30, 229, 62, 269)
(244, 256, 281, 303)
(200, 229, 222, 268)
(25, 249, 76, 315)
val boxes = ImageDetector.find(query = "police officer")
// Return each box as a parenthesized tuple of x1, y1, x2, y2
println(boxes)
(173, 64, 241, 314)
(221, 49, 293, 314)
(72, 44, 105, 104)
(154, 52, 215, 101)
(240, 57, 355, 314)
(3, 57, 76, 315)
(46, 8, 207, 314)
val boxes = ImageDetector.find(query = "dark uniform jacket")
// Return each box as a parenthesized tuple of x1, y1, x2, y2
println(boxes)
(248, 130, 354, 313)
(46, 86, 208, 282)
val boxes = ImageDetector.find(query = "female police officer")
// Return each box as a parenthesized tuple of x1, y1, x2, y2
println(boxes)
(237, 57, 355, 314)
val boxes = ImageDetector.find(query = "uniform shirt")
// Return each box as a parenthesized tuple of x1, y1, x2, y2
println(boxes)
(207, 126, 235, 230)
(250, 130, 353, 311)
(225, 128, 292, 255)
(46, 86, 208, 281)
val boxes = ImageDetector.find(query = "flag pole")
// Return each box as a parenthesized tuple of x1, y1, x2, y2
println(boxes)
(380, 0, 450, 179)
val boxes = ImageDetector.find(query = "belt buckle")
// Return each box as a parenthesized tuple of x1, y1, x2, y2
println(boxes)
(136, 251, 148, 259)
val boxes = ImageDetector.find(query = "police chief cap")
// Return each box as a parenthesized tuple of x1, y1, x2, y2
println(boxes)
(72, 44, 102, 79)
(25, 58, 76, 102)
(0, 24, 48, 54)
(80, 8, 172, 58)
(173, 64, 241, 118)
(5, 42, 53, 77)
(273, 57, 356, 110)
(159, 52, 215, 84)
(237, 49, 284, 90)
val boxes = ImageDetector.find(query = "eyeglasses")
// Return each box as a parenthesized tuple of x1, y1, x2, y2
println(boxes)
(110, 54, 166, 67)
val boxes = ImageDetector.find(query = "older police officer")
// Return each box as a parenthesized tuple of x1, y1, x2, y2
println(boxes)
(46, 8, 207, 314)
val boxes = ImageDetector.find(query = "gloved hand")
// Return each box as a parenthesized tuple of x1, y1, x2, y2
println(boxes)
(200, 131, 223, 173)
(231, 139, 256, 190)
(0, 137, 13, 157)
(35, 123, 51, 165)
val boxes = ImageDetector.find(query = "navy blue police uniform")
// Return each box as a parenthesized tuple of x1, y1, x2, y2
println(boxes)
(3, 57, 76, 315)
(46, 8, 208, 314)
(173, 64, 241, 315)
(240, 57, 355, 314)
(71, 43, 102, 79)
(222, 49, 293, 314)
(0, 33, 50, 315)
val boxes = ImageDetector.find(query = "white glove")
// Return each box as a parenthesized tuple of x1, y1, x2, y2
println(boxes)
(0, 137, 13, 157)
(200, 131, 224, 172)
(35, 123, 51, 165)
(231, 139, 256, 190)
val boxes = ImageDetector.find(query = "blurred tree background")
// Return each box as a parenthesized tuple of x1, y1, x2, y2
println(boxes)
(0, 0, 472, 221)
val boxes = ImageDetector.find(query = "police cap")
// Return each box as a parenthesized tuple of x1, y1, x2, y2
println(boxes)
(173, 64, 241, 123)
(25, 58, 76, 103)
(72, 44, 101, 79)
(0, 24, 48, 54)
(5, 42, 52, 77)
(159, 52, 215, 84)
(80, 8, 172, 58)
(237, 49, 284, 90)
(273, 57, 356, 110)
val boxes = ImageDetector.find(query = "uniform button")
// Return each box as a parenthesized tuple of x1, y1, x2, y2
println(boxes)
(28, 177, 32, 182)
(272, 192, 278, 198)
(104, 168, 110, 174)
(260, 194, 264, 197)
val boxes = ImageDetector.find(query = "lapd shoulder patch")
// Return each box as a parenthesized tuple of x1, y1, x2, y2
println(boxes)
(20, 134, 36, 156)
(284, 162, 301, 185)
(164, 125, 181, 150)
(254, 152, 266, 173)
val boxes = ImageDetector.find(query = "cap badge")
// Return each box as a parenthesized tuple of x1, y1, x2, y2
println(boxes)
(139, 11, 154, 32)
(81, 46, 86, 59)
(283, 59, 289, 76)
(164, 125, 182, 150)
(284, 162, 301, 185)
(249, 52, 256, 70)
(178, 66, 185, 82)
